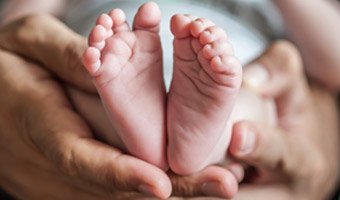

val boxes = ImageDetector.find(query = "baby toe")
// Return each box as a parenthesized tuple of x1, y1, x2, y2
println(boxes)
(109, 8, 130, 32)
(96, 13, 113, 30)
(89, 25, 107, 49)
(202, 40, 234, 60)
(190, 18, 215, 38)
(83, 47, 101, 75)
(211, 55, 242, 76)
(200, 26, 228, 45)
(109, 8, 126, 26)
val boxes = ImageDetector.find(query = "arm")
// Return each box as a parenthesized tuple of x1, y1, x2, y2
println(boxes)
(274, 0, 340, 91)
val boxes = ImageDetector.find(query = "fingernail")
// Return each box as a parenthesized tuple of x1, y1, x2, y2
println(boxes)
(243, 63, 269, 90)
(239, 126, 255, 154)
(138, 184, 154, 197)
(201, 182, 224, 197)
(229, 165, 244, 183)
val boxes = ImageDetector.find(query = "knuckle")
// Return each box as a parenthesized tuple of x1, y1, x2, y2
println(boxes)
(15, 14, 54, 41)
(53, 146, 79, 177)
(99, 155, 131, 191)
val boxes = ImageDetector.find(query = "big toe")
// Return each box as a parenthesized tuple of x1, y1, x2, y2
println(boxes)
(133, 1, 161, 33)
(170, 14, 195, 39)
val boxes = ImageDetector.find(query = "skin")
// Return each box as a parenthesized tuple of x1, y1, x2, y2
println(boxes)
(0, 14, 338, 200)
(0, 14, 241, 199)
(83, 3, 168, 169)
(167, 14, 242, 175)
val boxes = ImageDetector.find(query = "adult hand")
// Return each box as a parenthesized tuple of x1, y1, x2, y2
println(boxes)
(0, 14, 95, 93)
(158, 41, 340, 200)
(0, 15, 172, 199)
(230, 41, 340, 200)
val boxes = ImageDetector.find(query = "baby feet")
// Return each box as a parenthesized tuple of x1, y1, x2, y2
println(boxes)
(82, 2, 167, 169)
(82, 3, 242, 176)
(167, 14, 242, 175)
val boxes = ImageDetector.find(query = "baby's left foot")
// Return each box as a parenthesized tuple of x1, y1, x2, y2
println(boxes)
(167, 14, 242, 175)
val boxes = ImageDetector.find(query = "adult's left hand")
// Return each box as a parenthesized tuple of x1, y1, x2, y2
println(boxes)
(230, 41, 340, 200)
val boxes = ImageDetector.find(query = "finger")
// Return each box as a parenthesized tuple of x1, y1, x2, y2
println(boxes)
(170, 166, 238, 199)
(66, 86, 126, 151)
(229, 121, 288, 170)
(229, 120, 319, 180)
(26, 88, 171, 198)
(234, 184, 293, 200)
(0, 14, 95, 93)
(242, 40, 312, 128)
(226, 162, 245, 183)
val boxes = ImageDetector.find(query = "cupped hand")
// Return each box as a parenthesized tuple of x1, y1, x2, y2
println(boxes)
(159, 41, 339, 200)
(230, 41, 340, 200)
(0, 15, 172, 199)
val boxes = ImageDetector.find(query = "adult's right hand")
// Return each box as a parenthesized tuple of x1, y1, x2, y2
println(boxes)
(0, 15, 172, 199)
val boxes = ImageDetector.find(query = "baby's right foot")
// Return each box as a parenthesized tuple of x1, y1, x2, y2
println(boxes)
(167, 14, 242, 175)
(82, 2, 167, 169)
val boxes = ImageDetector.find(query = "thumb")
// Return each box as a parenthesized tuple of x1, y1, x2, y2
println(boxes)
(229, 121, 288, 170)
(0, 14, 95, 92)
(170, 165, 239, 199)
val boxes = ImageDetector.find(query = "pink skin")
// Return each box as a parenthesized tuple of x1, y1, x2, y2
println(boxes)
(82, 2, 167, 170)
(167, 14, 242, 175)
(82, 3, 244, 177)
